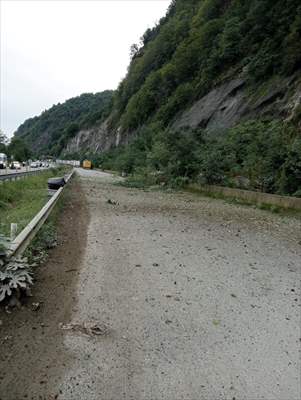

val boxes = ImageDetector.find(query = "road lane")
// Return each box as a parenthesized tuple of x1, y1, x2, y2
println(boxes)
(59, 169, 301, 399)
(0, 166, 48, 175)
(0, 168, 300, 400)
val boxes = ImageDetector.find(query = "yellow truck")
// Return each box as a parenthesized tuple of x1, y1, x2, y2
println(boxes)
(82, 160, 92, 169)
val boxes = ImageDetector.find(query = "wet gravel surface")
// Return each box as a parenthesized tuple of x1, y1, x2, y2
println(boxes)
(0, 168, 300, 400)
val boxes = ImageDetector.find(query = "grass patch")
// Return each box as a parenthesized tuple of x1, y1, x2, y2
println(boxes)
(115, 169, 160, 190)
(25, 181, 70, 265)
(0, 167, 70, 238)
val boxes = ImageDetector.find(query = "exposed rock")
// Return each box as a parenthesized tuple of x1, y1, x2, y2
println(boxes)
(173, 75, 301, 133)
(63, 73, 301, 155)
(65, 120, 117, 154)
(173, 78, 247, 131)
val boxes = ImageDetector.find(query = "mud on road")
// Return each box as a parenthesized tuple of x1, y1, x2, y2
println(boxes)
(0, 168, 300, 400)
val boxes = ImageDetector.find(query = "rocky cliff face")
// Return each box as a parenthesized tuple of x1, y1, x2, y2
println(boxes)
(65, 120, 117, 154)
(64, 73, 301, 155)
(174, 74, 301, 131)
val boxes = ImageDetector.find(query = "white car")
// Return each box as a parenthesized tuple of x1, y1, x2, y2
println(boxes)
(0, 153, 7, 169)
(30, 162, 39, 168)
(10, 161, 21, 170)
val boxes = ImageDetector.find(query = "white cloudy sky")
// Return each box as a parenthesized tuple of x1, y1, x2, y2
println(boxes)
(0, 0, 170, 138)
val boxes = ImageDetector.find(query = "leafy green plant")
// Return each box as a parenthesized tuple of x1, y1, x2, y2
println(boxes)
(0, 258, 33, 302)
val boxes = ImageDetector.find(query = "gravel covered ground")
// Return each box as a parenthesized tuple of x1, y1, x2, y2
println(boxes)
(0, 168, 300, 400)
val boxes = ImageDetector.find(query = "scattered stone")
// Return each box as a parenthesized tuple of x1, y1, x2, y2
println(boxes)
(152, 263, 159, 267)
(31, 302, 40, 311)
(59, 322, 109, 337)
(107, 199, 118, 205)
(8, 296, 21, 309)
(25, 287, 33, 297)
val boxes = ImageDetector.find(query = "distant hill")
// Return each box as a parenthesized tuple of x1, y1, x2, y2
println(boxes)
(14, 91, 114, 156)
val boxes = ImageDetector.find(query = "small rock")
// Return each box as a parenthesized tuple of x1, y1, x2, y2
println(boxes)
(107, 199, 118, 205)
(8, 296, 21, 309)
(31, 302, 40, 311)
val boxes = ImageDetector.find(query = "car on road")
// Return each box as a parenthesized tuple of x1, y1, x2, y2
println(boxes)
(0, 153, 7, 169)
(10, 161, 21, 170)
(30, 161, 39, 168)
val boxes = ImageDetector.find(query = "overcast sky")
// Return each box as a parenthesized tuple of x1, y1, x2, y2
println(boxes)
(0, 0, 170, 138)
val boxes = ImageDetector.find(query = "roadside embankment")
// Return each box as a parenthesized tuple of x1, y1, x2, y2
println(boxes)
(187, 183, 301, 212)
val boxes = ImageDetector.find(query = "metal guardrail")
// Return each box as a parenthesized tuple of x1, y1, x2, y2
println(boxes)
(6, 170, 74, 259)
(0, 168, 47, 182)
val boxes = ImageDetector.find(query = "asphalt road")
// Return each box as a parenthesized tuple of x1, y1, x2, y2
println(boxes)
(0, 166, 47, 175)
(0, 168, 300, 400)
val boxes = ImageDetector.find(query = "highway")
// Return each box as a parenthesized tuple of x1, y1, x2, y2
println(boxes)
(0, 165, 53, 182)
(0, 166, 46, 175)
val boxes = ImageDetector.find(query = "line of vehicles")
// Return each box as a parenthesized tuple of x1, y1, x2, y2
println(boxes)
(0, 153, 50, 170)
(1, 152, 92, 172)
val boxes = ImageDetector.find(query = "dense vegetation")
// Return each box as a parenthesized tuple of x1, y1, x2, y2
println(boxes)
(112, 0, 301, 131)
(15, 91, 114, 156)
(0, 130, 31, 162)
(85, 117, 300, 196)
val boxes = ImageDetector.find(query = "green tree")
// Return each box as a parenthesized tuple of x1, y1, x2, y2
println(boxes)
(0, 130, 8, 153)
(7, 138, 31, 161)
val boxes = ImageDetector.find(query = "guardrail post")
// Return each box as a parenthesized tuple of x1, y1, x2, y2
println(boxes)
(11, 223, 18, 241)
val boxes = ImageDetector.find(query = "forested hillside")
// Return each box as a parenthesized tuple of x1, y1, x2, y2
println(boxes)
(15, 0, 301, 195)
(15, 91, 113, 155)
(111, 0, 300, 131)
